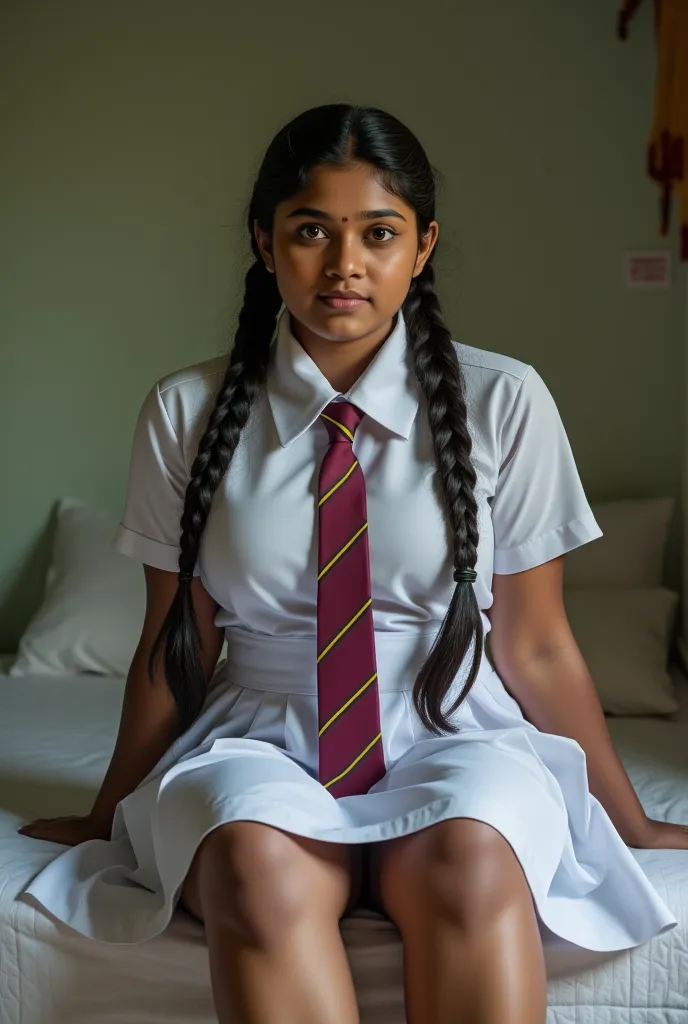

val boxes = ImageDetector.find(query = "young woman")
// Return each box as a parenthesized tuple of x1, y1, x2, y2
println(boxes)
(18, 104, 686, 1024)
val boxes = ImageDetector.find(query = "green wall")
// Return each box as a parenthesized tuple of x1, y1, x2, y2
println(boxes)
(1, 0, 685, 652)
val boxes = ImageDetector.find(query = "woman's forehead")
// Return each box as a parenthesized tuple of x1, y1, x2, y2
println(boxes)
(278, 167, 410, 220)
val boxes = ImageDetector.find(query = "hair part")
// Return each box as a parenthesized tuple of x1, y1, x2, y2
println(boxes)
(149, 103, 483, 739)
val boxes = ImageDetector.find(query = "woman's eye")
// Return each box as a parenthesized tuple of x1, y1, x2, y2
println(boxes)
(298, 225, 327, 240)
(297, 224, 397, 242)
(369, 226, 396, 242)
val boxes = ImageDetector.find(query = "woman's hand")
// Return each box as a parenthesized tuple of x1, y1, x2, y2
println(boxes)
(17, 814, 111, 847)
(626, 818, 688, 850)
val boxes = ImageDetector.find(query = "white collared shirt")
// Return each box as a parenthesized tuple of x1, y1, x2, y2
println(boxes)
(113, 305, 602, 641)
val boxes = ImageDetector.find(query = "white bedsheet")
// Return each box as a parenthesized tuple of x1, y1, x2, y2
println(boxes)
(1, 655, 687, 1023)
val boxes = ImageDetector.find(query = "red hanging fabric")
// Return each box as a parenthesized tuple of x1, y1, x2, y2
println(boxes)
(619, 0, 688, 259)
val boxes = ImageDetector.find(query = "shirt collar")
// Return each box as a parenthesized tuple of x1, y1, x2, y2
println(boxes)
(266, 304, 421, 448)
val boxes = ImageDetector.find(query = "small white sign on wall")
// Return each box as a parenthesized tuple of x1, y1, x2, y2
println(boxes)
(624, 250, 672, 289)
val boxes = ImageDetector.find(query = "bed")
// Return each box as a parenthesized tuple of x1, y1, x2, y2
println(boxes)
(1, 652, 687, 1023)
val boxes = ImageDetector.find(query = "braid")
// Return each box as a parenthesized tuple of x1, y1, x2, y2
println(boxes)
(148, 260, 281, 732)
(403, 262, 484, 734)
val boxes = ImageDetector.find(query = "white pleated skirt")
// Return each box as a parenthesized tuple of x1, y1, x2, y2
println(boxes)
(20, 627, 678, 951)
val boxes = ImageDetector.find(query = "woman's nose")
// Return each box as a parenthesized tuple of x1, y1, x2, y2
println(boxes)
(325, 233, 366, 278)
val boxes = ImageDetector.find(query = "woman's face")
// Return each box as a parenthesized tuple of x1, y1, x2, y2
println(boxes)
(254, 161, 438, 355)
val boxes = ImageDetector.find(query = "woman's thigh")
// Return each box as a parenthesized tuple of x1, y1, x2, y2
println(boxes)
(179, 822, 358, 926)
(366, 819, 540, 931)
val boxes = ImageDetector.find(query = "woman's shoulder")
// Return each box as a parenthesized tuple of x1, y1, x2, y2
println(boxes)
(448, 339, 572, 481)
(146, 354, 231, 458)
(156, 353, 230, 400)
(156, 351, 229, 409)
(451, 339, 531, 385)
(450, 339, 535, 420)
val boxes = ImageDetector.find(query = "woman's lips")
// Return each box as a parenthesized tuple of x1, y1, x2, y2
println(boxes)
(318, 296, 368, 310)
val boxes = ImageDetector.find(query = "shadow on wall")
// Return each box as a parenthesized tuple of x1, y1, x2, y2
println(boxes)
(1, 506, 59, 654)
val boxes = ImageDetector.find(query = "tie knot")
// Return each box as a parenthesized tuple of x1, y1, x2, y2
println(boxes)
(320, 400, 364, 444)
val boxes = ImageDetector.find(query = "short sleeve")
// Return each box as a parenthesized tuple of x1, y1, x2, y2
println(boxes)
(112, 382, 199, 575)
(491, 366, 602, 575)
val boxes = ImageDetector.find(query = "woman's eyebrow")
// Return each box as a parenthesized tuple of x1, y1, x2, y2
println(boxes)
(286, 206, 407, 222)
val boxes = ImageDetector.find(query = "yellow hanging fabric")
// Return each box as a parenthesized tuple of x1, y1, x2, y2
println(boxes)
(619, 0, 688, 259)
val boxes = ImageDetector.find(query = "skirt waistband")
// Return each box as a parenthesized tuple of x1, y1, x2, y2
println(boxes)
(219, 627, 446, 694)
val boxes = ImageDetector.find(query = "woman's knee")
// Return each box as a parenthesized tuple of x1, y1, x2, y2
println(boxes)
(190, 821, 352, 942)
(378, 818, 533, 933)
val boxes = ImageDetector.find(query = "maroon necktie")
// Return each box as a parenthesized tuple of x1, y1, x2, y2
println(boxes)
(316, 400, 387, 798)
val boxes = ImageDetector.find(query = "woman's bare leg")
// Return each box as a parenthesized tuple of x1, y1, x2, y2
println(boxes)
(179, 821, 361, 1024)
(372, 818, 548, 1024)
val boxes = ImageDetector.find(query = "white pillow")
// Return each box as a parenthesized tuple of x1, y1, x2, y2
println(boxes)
(11, 497, 229, 677)
(564, 497, 674, 588)
(9, 498, 147, 676)
(563, 587, 680, 715)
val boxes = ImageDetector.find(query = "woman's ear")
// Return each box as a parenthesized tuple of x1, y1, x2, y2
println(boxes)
(412, 221, 439, 277)
(254, 220, 275, 273)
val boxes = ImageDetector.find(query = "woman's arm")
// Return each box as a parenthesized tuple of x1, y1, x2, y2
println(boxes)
(488, 559, 650, 845)
(89, 566, 224, 832)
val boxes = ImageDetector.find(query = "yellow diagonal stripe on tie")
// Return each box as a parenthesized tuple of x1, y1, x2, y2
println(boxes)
(317, 522, 368, 582)
(318, 673, 378, 737)
(320, 412, 354, 442)
(323, 733, 382, 790)
(317, 599, 372, 663)
(318, 460, 358, 506)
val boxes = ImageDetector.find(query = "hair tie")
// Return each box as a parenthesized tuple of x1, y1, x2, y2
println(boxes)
(453, 568, 477, 584)
(178, 572, 194, 584)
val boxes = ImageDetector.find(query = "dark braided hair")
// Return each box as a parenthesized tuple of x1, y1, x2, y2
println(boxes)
(149, 104, 483, 739)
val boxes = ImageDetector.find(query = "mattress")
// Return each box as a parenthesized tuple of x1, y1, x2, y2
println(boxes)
(1, 655, 687, 1023)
